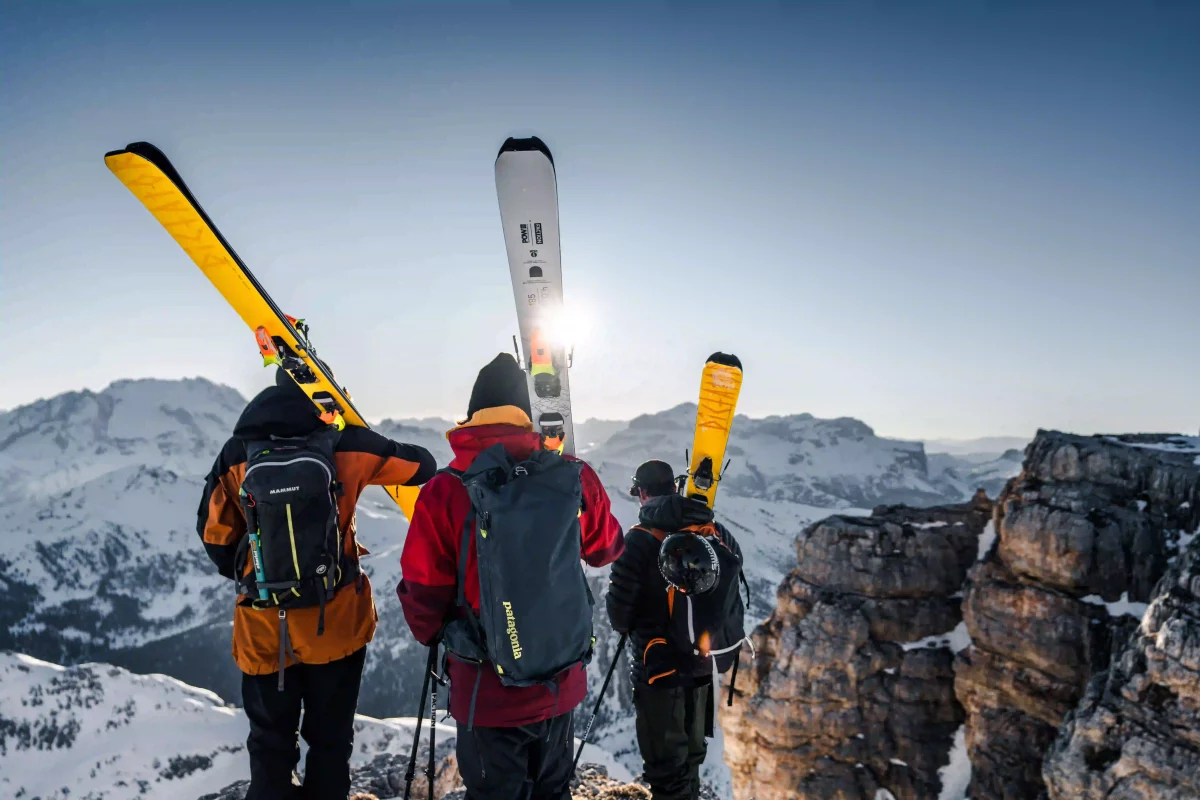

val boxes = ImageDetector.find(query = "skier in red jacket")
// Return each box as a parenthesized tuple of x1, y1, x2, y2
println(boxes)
(397, 353, 624, 799)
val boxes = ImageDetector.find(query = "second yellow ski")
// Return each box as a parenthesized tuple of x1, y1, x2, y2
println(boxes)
(684, 353, 744, 508)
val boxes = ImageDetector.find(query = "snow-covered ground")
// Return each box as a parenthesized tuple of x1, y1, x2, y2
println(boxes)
(1079, 591, 1150, 620)
(937, 726, 972, 800)
(900, 621, 972, 654)
(0, 651, 626, 800)
(1101, 434, 1200, 453)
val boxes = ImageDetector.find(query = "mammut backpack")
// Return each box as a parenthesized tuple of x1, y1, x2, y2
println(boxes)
(441, 443, 595, 727)
(236, 426, 355, 685)
(637, 523, 750, 697)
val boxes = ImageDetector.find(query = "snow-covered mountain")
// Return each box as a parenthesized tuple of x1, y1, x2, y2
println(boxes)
(927, 449, 1025, 499)
(924, 435, 1031, 458)
(588, 403, 979, 509)
(0, 651, 629, 800)
(0, 378, 1009, 794)
(0, 378, 244, 502)
(376, 416, 629, 456)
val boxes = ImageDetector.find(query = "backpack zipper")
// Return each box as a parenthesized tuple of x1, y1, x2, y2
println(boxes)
(245, 456, 333, 484)
(285, 504, 302, 597)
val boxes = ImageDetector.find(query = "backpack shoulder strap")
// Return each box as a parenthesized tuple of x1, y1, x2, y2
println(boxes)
(309, 423, 343, 451)
(685, 522, 717, 535)
(631, 524, 668, 543)
(434, 466, 482, 619)
(455, 507, 474, 610)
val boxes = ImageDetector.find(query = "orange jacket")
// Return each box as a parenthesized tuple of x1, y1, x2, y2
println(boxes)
(198, 385, 436, 674)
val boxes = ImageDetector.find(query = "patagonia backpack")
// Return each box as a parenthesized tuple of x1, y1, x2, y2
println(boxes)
(636, 522, 751, 700)
(236, 426, 355, 687)
(440, 443, 595, 728)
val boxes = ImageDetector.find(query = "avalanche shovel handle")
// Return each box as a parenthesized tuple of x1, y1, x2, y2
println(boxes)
(248, 532, 269, 602)
(572, 634, 627, 776)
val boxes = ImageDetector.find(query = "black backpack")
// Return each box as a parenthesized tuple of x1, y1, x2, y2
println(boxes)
(236, 426, 355, 687)
(637, 522, 750, 699)
(441, 443, 595, 728)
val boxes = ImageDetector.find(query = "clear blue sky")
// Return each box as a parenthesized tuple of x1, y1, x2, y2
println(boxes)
(2, 2, 1197, 439)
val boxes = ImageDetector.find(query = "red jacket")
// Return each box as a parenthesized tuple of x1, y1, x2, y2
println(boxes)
(397, 405, 624, 727)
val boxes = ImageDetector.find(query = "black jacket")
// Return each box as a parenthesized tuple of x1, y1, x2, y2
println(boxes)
(605, 494, 744, 686)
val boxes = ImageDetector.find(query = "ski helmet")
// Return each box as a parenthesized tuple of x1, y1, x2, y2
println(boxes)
(658, 532, 720, 595)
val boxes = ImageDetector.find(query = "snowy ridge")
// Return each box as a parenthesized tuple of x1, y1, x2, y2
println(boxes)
(0, 651, 247, 800)
(373, 419, 454, 467)
(1, 465, 219, 651)
(0, 378, 244, 502)
(589, 403, 992, 510)
(1101, 433, 1200, 453)
(927, 450, 1024, 499)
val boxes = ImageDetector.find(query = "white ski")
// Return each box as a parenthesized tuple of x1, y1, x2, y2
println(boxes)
(495, 136, 575, 455)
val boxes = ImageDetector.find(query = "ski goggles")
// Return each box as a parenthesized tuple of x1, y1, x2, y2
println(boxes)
(628, 477, 681, 497)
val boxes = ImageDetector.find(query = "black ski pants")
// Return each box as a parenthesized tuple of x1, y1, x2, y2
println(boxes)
(241, 646, 366, 800)
(634, 681, 711, 800)
(455, 710, 575, 800)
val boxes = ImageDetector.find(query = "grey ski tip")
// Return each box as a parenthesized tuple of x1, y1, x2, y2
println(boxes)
(497, 136, 554, 165)
(707, 352, 742, 370)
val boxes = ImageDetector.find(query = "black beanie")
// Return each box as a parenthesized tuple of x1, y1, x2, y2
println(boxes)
(633, 459, 677, 497)
(466, 353, 532, 421)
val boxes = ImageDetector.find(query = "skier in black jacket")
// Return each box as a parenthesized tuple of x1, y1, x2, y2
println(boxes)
(606, 460, 745, 800)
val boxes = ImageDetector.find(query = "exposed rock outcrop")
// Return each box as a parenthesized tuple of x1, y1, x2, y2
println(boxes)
(955, 432, 1200, 800)
(198, 741, 462, 800)
(204, 763, 690, 800)
(1042, 530, 1200, 799)
(720, 494, 992, 800)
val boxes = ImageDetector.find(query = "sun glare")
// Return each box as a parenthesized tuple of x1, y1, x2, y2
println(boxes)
(542, 304, 592, 352)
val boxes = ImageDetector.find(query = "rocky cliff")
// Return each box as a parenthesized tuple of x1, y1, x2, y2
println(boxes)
(955, 432, 1200, 800)
(720, 493, 992, 800)
(1042, 525, 1200, 799)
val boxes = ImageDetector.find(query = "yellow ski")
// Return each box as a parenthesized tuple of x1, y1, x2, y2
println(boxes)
(104, 142, 418, 520)
(684, 353, 743, 508)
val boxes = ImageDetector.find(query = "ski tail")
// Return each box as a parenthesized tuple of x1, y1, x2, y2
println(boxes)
(685, 353, 744, 508)
(497, 136, 554, 164)
(706, 352, 743, 371)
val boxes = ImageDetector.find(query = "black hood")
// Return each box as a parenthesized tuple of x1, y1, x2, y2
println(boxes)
(232, 371, 323, 440)
(638, 493, 714, 532)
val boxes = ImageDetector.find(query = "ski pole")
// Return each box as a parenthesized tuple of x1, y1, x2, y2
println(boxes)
(572, 634, 627, 776)
(403, 646, 437, 800)
(427, 644, 441, 800)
